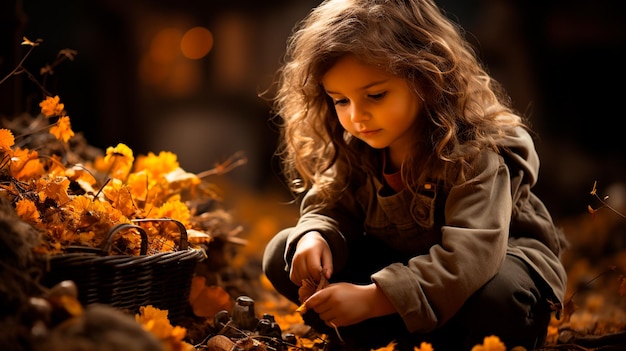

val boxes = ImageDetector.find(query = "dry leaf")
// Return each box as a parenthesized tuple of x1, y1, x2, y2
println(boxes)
(296, 272, 329, 314)
(189, 276, 233, 318)
(189, 276, 207, 302)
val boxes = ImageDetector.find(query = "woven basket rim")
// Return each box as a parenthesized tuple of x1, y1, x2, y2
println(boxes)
(42, 246, 206, 260)
(39, 217, 205, 258)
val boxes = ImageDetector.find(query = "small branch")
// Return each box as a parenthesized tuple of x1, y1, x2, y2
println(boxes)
(0, 43, 37, 86)
(588, 181, 626, 219)
(197, 151, 248, 178)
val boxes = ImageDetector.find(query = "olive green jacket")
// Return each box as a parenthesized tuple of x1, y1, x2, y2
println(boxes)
(284, 127, 567, 333)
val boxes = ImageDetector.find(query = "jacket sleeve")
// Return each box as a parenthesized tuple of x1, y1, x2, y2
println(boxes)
(372, 150, 512, 333)
(283, 165, 366, 274)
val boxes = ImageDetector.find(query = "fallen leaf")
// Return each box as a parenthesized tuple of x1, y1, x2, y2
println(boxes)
(189, 276, 233, 318)
(296, 272, 329, 314)
(189, 275, 206, 303)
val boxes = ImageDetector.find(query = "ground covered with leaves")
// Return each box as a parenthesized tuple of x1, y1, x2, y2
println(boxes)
(177, 181, 626, 351)
(2, 164, 626, 351)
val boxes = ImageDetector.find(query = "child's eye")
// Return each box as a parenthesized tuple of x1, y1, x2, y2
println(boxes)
(334, 98, 349, 106)
(368, 92, 386, 100)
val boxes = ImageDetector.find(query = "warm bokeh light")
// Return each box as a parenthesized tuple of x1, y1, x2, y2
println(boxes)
(167, 61, 202, 96)
(181, 26, 214, 60)
(140, 26, 206, 96)
(149, 27, 183, 64)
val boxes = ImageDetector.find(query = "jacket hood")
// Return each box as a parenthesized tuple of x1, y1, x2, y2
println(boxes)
(497, 127, 540, 187)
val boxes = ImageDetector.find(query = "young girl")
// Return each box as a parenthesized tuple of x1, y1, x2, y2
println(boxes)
(262, 0, 567, 350)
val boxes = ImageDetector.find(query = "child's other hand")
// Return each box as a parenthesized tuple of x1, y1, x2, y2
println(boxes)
(304, 283, 396, 327)
(290, 231, 333, 286)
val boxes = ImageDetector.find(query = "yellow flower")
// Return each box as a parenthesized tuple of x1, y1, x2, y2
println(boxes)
(135, 151, 179, 178)
(126, 170, 155, 203)
(0, 129, 15, 150)
(49, 116, 75, 142)
(15, 199, 41, 223)
(102, 178, 136, 218)
(39, 95, 65, 117)
(65, 195, 127, 230)
(157, 199, 191, 227)
(103, 143, 134, 180)
(77, 231, 96, 247)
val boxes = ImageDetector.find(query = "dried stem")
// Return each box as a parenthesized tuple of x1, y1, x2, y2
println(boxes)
(588, 181, 626, 219)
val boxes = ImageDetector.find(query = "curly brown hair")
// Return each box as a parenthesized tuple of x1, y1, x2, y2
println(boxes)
(270, 0, 526, 200)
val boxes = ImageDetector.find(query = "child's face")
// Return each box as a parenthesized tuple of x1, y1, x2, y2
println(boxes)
(322, 55, 422, 164)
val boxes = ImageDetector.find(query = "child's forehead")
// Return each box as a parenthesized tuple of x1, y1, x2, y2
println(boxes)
(324, 55, 390, 78)
(321, 55, 404, 92)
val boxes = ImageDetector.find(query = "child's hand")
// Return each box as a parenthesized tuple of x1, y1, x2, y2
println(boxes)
(290, 231, 333, 286)
(303, 283, 396, 327)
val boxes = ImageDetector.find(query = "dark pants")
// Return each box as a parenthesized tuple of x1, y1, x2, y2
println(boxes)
(262, 229, 554, 351)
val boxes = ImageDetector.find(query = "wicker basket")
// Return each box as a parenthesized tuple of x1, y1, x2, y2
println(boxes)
(39, 218, 206, 324)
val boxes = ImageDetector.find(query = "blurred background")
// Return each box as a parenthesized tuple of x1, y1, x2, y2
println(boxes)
(1, 0, 625, 221)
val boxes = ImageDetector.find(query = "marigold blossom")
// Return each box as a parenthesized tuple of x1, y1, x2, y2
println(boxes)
(10, 147, 45, 180)
(414, 342, 434, 351)
(471, 335, 506, 351)
(157, 199, 191, 227)
(49, 116, 75, 142)
(135, 305, 193, 351)
(135, 151, 179, 177)
(39, 95, 64, 117)
(0, 128, 15, 150)
(103, 143, 135, 180)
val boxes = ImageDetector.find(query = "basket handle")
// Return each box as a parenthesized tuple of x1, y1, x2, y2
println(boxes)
(131, 218, 190, 250)
(101, 223, 149, 255)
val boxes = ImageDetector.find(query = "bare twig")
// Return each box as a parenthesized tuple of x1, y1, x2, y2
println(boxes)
(588, 181, 626, 219)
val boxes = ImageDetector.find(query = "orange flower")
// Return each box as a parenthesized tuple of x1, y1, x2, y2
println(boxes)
(372, 341, 397, 351)
(414, 342, 434, 351)
(39, 95, 65, 117)
(49, 116, 75, 142)
(471, 335, 506, 351)
(10, 147, 45, 180)
(136, 305, 194, 351)
(64, 163, 97, 186)
(35, 176, 72, 205)
(0, 128, 15, 150)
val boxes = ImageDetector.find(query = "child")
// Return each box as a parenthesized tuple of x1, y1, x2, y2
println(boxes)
(262, 0, 567, 350)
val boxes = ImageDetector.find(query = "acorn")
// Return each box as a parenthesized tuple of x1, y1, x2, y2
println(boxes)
(207, 335, 244, 351)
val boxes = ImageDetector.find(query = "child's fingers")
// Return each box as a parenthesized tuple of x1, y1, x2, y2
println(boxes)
(321, 249, 333, 279)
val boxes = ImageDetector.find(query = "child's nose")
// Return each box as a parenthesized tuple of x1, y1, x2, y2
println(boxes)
(350, 104, 370, 123)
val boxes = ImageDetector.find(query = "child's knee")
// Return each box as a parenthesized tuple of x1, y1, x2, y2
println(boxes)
(262, 229, 291, 275)
(261, 229, 302, 304)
